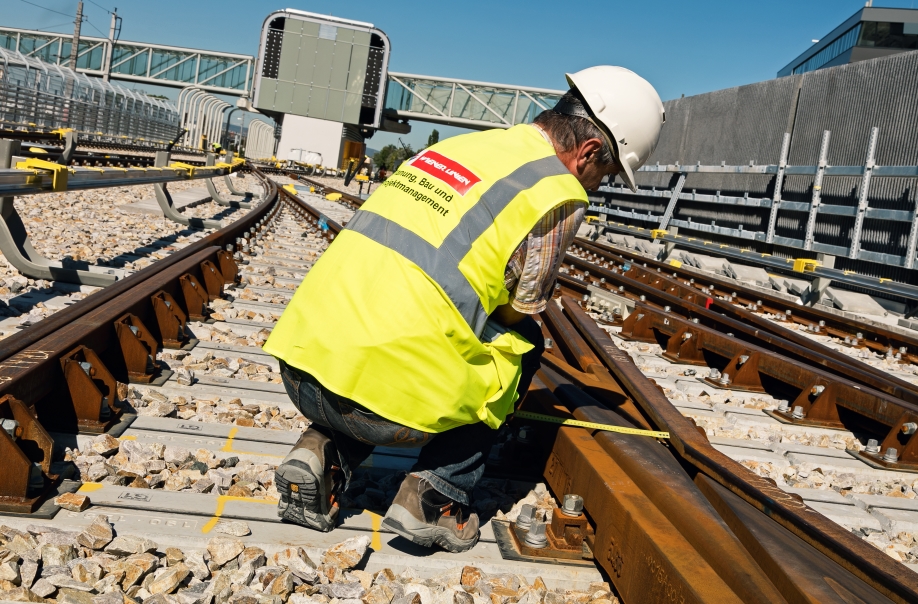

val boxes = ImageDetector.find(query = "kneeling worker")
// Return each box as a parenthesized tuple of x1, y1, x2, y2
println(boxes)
(264, 66, 664, 552)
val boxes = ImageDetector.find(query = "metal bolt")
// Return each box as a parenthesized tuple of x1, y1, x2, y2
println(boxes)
(544, 338, 553, 350)
(819, 320, 825, 327)
(1, 418, 20, 439)
(517, 504, 535, 530)
(582, 295, 590, 302)
(640, 295, 646, 302)
(664, 306, 671, 312)
(856, 332, 863, 340)
(883, 447, 899, 463)
(901, 423, 918, 436)
(900, 346, 908, 354)
(737, 355, 749, 365)
(709, 368, 721, 380)
(600, 278, 606, 284)
(811, 385, 825, 396)
(619, 286, 625, 292)
(562, 494, 584, 516)
(524, 521, 549, 549)
(692, 318, 699, 324)
(682, 332, 692, 341)
(777, 400, 790, 412)
(792, 406, 805, 420)
(865, 439, 880, 453)
(719, 373, 730, 385)
(517, 426, 532, 443)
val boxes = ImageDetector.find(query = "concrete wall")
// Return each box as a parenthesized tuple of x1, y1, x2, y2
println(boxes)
(276, 114, 343, 167)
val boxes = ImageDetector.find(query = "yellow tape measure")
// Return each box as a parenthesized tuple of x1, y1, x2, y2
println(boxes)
(515, 410, 670, 439)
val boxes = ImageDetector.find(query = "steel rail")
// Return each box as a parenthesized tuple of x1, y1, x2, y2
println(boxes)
(529, 369, 789, 603)
(559, 258, 918, 471)
(560, 254, 918, 406)
(598, 221, 918, 300)
(0, 169, 351, 513)
(576, 237, 918, 363)
(555, 269, 918, 470)
(0, 167, 273, 366)
(529, 366, 897, 603)
(547, 295, 918, 603)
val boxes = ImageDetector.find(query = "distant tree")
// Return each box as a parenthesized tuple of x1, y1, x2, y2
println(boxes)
(373, 143, 415, 171)
(427, 129, 440, 148)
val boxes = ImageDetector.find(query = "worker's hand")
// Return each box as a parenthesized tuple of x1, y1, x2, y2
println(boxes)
(492, 303, 527, 326)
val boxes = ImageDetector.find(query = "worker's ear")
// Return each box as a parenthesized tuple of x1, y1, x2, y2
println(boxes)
(576, 138, 605, 170)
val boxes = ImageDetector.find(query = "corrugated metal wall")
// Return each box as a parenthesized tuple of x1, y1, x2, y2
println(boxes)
(595, 49, 918, 284)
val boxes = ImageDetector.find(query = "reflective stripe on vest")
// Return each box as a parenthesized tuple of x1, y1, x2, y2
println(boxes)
(345, 155, 568, 337)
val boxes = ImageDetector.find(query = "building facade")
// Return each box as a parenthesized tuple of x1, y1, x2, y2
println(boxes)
(778, 6, 918, 76)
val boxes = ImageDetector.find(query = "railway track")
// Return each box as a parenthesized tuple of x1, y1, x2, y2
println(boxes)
(0, 169, 917, 603)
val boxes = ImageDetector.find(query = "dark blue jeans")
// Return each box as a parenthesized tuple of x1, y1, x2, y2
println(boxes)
(278, 316, 544, 504)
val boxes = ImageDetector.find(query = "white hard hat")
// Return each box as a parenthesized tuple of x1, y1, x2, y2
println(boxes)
(561, 66, 665, 192)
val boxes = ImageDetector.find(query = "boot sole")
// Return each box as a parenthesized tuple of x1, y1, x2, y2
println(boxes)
(382, 504, 479, 553)
(275, 448, 337, 532)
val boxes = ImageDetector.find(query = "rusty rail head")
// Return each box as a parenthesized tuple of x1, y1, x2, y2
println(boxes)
(539, 304, 654, 431)
(556, 295, 918, 603)
(528, 378, 788, 604)
(606, 256, 918, 402)
(0, 167, 278, 366)
(561, 255, 918, 405)
(536, 365, 794, 602)
(622, 299, 918, 429)
(576, 237, 918, 361)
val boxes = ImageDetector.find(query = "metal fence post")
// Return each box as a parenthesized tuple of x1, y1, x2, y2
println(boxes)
(804, 130, 831, 251)
(765, 132, 790, 244)
(849, 127, 879, 260)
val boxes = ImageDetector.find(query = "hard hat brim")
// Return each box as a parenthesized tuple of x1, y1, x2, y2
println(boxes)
(616, 157, 638, 192)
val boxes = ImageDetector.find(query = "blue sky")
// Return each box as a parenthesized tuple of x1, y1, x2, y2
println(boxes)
(6, 0, 918, 150)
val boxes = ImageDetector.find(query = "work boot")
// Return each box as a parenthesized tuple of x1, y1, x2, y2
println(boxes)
(275, 429, 343, 532)
(382, 473, 479, 553)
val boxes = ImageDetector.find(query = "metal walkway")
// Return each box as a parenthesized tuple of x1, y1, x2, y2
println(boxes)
(1, 26, 561, 130)
(384, 72, 563, 130)
(0, 26, 254, 95)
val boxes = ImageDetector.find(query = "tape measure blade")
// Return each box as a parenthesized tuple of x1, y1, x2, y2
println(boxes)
(516, 410, 668, 439)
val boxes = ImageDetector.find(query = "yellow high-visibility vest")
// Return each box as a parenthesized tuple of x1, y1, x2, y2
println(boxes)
(263, 125, 587, 432)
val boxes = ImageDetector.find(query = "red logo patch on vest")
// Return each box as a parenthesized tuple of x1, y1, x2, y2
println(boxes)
(409, 150, 481, 196)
